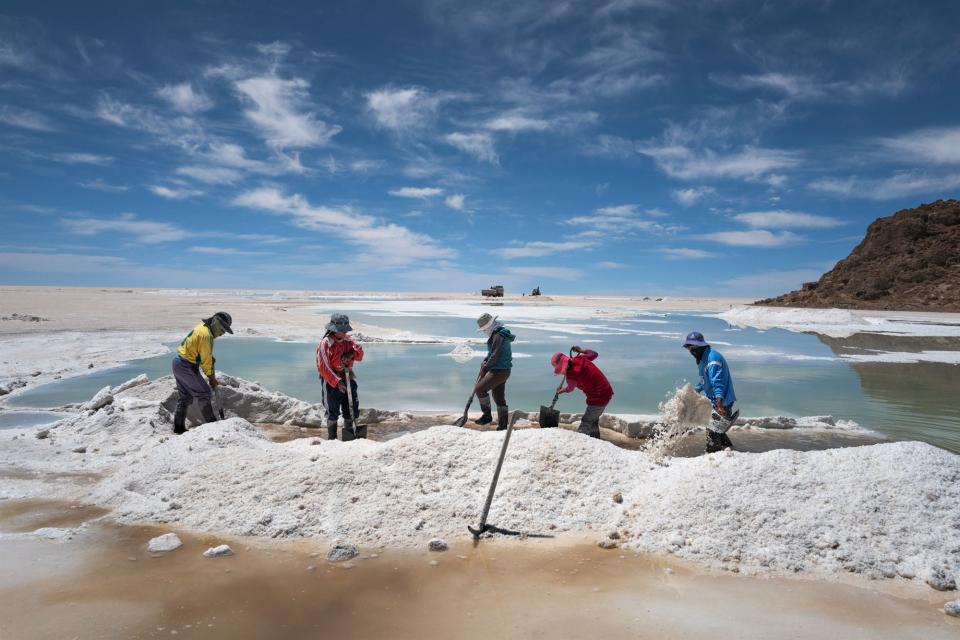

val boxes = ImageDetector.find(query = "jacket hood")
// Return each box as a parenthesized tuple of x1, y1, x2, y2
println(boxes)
(495, 326, 515, 341)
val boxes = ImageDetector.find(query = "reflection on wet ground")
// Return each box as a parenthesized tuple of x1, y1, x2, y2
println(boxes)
(0, 499, 109, 533)
(0, 499, 956, 640)
(252, 419, 885, 457)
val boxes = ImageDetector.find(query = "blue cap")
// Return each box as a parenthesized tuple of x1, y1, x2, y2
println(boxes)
(682, 331, 709, 348)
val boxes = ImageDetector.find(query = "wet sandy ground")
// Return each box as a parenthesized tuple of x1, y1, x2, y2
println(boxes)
(255, 417, 886, 457)
(1, 499, 957, 640)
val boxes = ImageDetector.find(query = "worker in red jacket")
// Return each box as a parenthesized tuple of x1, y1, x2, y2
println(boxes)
(316, 313, 365, 440)
(551, 346, 614, 438)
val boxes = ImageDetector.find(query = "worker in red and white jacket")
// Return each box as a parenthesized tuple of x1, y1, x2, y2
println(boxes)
(551, 346, 614, 438)
(316, 313, 364, 440)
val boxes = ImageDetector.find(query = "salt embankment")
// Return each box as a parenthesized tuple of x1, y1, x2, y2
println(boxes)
(1, 375, 957, 589)
(717, 305, 960, 339)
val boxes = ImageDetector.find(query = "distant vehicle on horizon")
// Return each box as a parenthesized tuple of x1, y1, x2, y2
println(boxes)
(481, 285, 504, 297)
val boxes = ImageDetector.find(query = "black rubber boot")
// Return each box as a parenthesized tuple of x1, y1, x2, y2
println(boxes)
(326, 420, 338, 441)
(720, 432, 734, 450)
(705, 430, 725, 454)
(173, 398, 188, 435)
(474, 396, 493, 425)
(496, 406, 509, 431)
(199, 400, 217, 424)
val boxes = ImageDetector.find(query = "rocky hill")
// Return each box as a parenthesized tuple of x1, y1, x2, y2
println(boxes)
(757, 199, 960, 312)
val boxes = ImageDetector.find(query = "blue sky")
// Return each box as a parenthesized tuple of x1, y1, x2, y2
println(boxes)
(2, 1, 959, 296)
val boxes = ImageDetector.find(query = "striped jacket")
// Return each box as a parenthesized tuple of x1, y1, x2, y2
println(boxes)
(316, 335, 364, 387)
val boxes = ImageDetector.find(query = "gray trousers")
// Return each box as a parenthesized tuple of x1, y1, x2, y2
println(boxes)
(172, 357, 212, 403)
(578, 404, 606, 438)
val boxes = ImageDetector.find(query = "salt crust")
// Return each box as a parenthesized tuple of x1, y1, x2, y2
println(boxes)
(3, 375, 957, 588)
(718, 306, 960, 339)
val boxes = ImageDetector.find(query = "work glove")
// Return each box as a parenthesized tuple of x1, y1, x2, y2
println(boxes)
(337, 381, 347, 393)
(714, 398, 727, 416)
(571, 346, 583, 353)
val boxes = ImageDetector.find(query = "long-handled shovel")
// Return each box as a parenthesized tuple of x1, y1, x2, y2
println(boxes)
(453, 371, 484, 428)
(538, 391, 560, 428)
(468, 411, 519, 540)
(214, 386, 225, 421)
(341, 365, 367, 441)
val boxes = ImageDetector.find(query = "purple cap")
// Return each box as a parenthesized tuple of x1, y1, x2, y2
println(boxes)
(682, 331, 709, 348)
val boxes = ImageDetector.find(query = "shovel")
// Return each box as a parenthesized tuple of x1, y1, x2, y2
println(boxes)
(341, 365, 367, 441)
(538, 391, 560, 428)
(468, 410, 519, 540)
(214, 386, 225, 421)
(453, 371, 484, 428)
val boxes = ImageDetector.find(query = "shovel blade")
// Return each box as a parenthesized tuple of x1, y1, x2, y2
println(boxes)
(341, 424, 368, 442)
(538, 406, 560, 428)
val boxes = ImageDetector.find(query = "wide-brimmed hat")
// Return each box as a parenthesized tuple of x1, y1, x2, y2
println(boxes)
(476, 313, 498, 332)
(327, 313, 353, 333)
(682, 331, 709, 348)
(203, 311, 234, 334)
(551, 352, 570, 375)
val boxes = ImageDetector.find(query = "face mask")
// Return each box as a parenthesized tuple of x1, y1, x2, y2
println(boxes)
(689, 346, 707, 363)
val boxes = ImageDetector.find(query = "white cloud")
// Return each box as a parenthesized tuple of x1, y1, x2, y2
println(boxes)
(672, 186, 716, 206)
(388, 187, 444, 199)
(484, 113, 550, 132)
(176, 165, 243, 184)
(232, 187, 455, 266)
(0, 252, 127, 273)
(79, 179, 129, 193)
(0, 106, 56, 131)
(95, 95, 207, 151)
(366, 87, 445, 133)
(660, 247, 720, 260)
(157, 82, 213, 113)
(597, 261, 627, 268)
(733, 211, 843, 229)
(188, 246, 268, 256)
(703, 230, 800, 247)
(498, 241, 590, 259)
(444, 132, 498, 163)
(52, 152, 113, 166)
(234, 76, 340, 148)
(565, 205, 684, 238)
(810, 172, 960, 200)
(877, 127, 960, 165)
(504, 266, 582, 280)
(62, 214, 189, 244)
(149, 185, 204, 199)
(712, 72, 908, 102)
(444, 193, 466, 210)
(640, 144, 801, 181)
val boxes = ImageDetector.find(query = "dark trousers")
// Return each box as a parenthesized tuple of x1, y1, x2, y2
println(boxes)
(172, 357, 212, 403)
(323, 379, 359, 422)
(474, 369, 510, 407)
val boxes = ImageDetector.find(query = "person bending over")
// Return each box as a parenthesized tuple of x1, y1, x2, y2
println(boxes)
(172, 311, 233, 435)
(551, 346, 614, 438)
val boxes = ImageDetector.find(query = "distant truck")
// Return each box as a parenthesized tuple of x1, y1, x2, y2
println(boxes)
(481, 285, 505, 297)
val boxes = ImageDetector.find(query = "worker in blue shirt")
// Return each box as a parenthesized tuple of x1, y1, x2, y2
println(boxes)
(683, 331, 739, 453)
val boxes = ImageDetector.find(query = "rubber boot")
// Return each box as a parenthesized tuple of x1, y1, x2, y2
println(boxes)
(326, 420, 338, 441)
(720, 432, 734, 450)
(173, 397, 188, 435)
(578, 418, 601, 439)
(496, 405, 509, 431)
(474, 396, 493, 425)
(705, 430, 724, 454)
(199, 400, 217, 424)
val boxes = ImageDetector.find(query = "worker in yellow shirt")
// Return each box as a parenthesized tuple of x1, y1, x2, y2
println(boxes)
(171, 311, 233, 434)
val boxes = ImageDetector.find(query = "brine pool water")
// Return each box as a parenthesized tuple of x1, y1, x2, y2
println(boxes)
(3, 298, 959, 453)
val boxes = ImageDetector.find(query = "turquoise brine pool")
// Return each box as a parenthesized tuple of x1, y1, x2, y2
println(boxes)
(5, 298, 960, 453)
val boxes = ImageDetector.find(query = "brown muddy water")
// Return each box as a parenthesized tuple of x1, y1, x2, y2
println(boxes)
(1, 499, 957, 640)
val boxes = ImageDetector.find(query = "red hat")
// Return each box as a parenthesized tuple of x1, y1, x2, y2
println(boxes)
(551, 352, 570, 375)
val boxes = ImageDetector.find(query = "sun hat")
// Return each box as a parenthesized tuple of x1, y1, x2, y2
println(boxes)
(203, 311, 234, 334)
(476, 313, 498, 332)
(326, 313, 353, 333)
(682, 331, 709, 348)
(551, 352, 570, 375)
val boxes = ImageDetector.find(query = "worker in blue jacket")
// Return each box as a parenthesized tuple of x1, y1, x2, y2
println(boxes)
(683, 331, 739, 453)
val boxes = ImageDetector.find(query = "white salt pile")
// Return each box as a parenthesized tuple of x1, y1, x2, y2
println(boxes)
(147, 533, 182, 553)
(203, 544, 233, 558)
(2, 374, 958, 590)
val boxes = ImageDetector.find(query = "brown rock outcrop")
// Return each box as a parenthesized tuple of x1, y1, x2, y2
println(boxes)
(757, 199, 960, 311)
